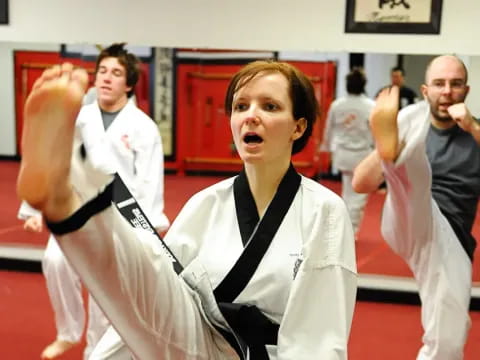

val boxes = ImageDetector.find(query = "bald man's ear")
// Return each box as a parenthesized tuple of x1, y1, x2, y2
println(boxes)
(420, 84, 428, 100)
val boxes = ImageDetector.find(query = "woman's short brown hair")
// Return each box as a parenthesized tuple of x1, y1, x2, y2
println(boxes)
(225, 60, 319, 155)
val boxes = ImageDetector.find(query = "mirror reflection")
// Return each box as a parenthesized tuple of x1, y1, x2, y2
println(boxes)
(5, 42, 478, 284)
(1, 41, 480, 360)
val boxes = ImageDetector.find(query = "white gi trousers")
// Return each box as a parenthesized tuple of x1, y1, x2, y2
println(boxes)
(55, 207, 238, 360)
(333, 148, 371, 237)
(380, 105, 472, 360)
(43, 235, 110, 359)
(89, 325, 131, 360)
(340, 171, 368, 236)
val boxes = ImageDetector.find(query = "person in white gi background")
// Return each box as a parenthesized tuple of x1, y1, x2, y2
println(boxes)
(18, 43, 169, 360)
(17, 59, 357, 359)
(353, 55, 480, 359)
(321, 67, 375, 238)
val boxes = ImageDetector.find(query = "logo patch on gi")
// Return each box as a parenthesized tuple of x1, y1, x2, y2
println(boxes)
(293, 257, 303, 279)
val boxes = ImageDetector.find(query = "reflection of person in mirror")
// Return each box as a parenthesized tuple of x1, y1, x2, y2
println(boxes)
(321, 67, 375, 238)
(83, 86, 137, 107)
(18, 43, 169, 360)
(353, 55, 480, 359)
(377, 66, 418, 109)
(17, 60, 357, 359)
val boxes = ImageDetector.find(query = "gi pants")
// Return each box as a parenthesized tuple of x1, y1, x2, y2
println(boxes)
(381, 105, 471, 360)
(89, 325, 130, 360)
(54, 206, 238, 360)
(333, 148, 370, 236)
(49, 141, 237, 360)
(340, 171, 368, 236)
(43, 235, 109, 359)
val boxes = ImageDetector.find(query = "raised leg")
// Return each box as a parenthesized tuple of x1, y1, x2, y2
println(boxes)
(16, 63, 88, 221)
(376, 100, 472, 359)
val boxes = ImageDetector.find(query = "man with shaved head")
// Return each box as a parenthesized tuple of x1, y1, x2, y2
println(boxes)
(353, 55, 480, 359)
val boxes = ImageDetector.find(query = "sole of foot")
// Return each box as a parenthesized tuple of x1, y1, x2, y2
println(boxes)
(16, 63, 88, 220)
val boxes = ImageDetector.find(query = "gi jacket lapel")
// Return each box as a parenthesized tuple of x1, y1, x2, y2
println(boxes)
(214, 163, 301, 303)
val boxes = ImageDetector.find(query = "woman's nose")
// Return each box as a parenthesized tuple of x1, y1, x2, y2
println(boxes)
(244, 106, 260, 124)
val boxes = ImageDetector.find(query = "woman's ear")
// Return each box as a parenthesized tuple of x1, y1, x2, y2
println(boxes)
(292, 118, 307, 141)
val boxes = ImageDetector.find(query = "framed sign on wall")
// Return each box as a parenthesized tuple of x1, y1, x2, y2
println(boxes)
(0, 0, 8, 25)
(345, 0, 443, 34)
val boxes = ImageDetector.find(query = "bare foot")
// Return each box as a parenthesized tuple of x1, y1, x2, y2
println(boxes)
(370, 86, 400, 162)
(17, 63, 88, 221)
(40, 339, 78, 359)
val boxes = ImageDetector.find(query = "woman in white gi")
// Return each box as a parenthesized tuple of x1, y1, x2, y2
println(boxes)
(353, 55, 480, 359)
(18, 43, 169, 360)
(321, 68, 375, 237)
(17, 60, 357, 359)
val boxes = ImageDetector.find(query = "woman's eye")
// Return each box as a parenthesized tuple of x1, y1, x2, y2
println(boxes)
(265, 103, 278, 111)
(234, 103, 248, 111)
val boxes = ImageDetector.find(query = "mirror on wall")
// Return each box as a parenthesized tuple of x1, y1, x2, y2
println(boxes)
(1, 42, 479, 290)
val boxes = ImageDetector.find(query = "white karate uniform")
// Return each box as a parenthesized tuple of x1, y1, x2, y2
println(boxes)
(77, 100, 169, 230)
(52, 138, 358, 360)
(322, 94, 375, 234)
(34, 99, 169, 359)
(380, 101, 472, 360)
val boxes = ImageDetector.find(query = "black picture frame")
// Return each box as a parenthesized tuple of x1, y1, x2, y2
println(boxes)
(0, 0, 8, 25)
(345, 0, 443, 34)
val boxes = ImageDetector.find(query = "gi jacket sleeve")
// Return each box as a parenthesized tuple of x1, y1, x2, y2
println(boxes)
(277, 194, 357, 360)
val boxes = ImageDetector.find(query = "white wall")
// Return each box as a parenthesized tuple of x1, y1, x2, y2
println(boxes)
(466, 57, 480, 117)
(0, 0, 479, 55)
(278, 52, 350, 99)
(0, 42, 60, 156)
(2, 1, 480, 155)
